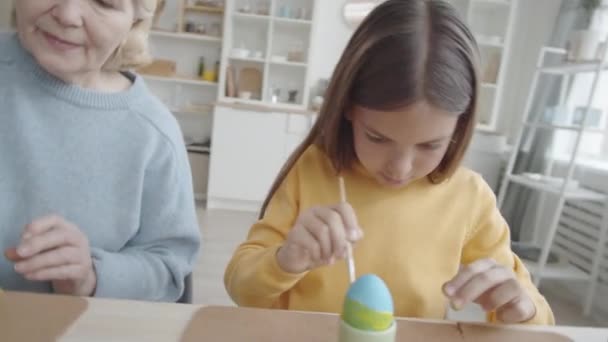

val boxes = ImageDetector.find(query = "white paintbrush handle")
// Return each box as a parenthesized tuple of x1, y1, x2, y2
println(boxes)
(339, 177, 356, 284)
(346, 244, 356, 283)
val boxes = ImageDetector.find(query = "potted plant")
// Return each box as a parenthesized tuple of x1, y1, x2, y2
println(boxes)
(568, 0, 608, 61)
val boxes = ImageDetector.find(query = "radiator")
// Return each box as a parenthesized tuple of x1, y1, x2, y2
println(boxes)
(553, 200, 608, 285)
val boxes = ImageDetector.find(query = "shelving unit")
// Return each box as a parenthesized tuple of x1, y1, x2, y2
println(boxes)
(229, 56, 266, 64)
(505, 174, 606, 201)
(145, 0, 224, 119)
(184, 5, 225, 14)
(143, 0, 318, 203)
(143, 0, 229, 202)
(270, 60, 307, 67)
(497, 44, 608, 316)
(150, 30, 222, 43)
(449, 0, 518, 131)
(273, 17, 312, 25)
(523, 122, 606, 134)
(218, 0, 316, 110)
(143, 75, 219, 88)
(541, 62, 608, 75)
(233, 12, 271, 21)
(522, 256, 590, 281)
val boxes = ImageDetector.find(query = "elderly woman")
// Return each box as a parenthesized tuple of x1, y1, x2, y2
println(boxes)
(0, 0, 201, 302)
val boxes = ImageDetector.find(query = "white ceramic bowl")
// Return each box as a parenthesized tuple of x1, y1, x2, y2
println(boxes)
(271, 55, 288, 63)
(238, 91, 252, 100)
(232, 48, 250, 59)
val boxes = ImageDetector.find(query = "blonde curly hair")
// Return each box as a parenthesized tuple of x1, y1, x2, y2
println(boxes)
(104, 0, 158, 71)
(12, 0, 158, 71)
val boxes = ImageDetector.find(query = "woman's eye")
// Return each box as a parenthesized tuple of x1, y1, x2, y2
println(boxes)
(365, 132, 387, 144)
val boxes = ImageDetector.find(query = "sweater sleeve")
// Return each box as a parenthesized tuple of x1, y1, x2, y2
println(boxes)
(461, 175, 555, 325)
(224, 164, 307, 308)
(91, 139, 201, 302)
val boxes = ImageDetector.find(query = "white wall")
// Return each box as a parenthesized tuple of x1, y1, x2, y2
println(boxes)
(0, 1, 12, 29)
(497, 0, 563, 142)
(463, 1, 563, 190)
(308, 1, 353, 89)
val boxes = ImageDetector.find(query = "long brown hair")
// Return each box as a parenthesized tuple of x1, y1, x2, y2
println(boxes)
(260, 0, 480, 218)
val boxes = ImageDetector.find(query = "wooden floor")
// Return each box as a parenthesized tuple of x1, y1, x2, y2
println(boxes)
(192, 206, 608, 327)
(192, 208, 255, 307)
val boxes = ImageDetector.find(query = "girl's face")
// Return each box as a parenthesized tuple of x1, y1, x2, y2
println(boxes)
(350, 101, 459, 189)
(15, 0, 136, 81)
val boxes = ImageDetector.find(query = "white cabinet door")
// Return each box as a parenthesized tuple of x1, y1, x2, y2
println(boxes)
(208, 106, 288, 203)
(284, 113, 313, 160)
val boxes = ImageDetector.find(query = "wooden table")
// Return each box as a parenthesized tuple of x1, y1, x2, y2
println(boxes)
(1, 291, 607, 342)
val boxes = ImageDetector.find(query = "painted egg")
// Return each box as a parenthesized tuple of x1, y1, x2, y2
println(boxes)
(341, 274, 394, 331)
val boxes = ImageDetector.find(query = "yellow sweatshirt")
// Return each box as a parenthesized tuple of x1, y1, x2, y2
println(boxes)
(224, 145, 554, 325)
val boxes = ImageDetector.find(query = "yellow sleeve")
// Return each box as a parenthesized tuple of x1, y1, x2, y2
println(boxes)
(461, 175, 555, 325)
(223, 164, 307, 308)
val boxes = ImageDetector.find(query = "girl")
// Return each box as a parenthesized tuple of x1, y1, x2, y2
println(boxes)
(0, 0, 200, 301)
(224, 0, 553, 324)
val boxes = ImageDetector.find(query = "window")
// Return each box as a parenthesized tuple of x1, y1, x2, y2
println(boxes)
(551, 71, 608, 165)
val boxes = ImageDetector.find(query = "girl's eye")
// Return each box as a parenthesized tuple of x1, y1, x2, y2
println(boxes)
(95, 0, 114, 9)
(365, 132, 387, 144)
(419, 143, 444, 151)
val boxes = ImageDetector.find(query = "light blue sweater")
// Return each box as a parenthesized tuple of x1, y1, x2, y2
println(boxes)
(0, 33, 201, 301)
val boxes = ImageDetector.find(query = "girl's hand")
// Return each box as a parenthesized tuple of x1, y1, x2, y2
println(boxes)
(276, 203, 363, 274)
(443, 259, 536, 323)
(5, 215, 97, 297)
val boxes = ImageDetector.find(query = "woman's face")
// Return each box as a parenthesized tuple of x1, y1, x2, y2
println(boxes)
(15, 0, 136, 80)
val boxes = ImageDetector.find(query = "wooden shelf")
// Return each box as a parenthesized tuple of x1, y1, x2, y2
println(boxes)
(150, 30, 222, 43)
(507, 174, 606, 201)
(541, 61, 608, 75)
(222, 97, 266, 106)
(273, 17, 312, 26)
(143, 75, 219, 88)
(184, 5, 224, 14)
(217, 99, 313, 114)
(523, 259, 590, 281)
(524, 122, 605, 134)
(233, 12, 271, 22)
(229, 56, 265, 64)
(270, 60, 307, 68)
(475, 123, 496, 132)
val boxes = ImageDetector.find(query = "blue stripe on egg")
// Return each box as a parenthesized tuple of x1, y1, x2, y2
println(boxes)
(346, 274, 394, 313)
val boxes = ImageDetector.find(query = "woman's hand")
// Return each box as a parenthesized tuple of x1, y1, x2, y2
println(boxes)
(5, 215, 97, 297)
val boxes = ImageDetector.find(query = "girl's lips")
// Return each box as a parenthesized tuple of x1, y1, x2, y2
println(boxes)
(381, 173, 410, 187)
